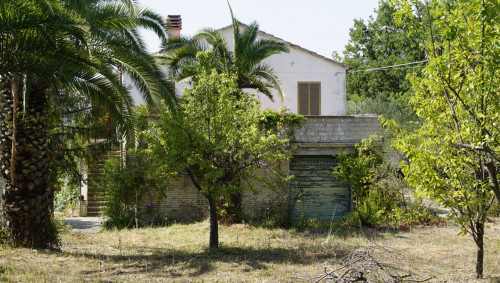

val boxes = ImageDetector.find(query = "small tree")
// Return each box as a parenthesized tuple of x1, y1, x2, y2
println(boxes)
(146, 51, 290, 248)
(391, 0, 500, 278)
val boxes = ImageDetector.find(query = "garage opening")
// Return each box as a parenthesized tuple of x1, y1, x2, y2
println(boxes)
(289, 156, 351, 221)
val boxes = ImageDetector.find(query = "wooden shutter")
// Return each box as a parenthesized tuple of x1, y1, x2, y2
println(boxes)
(298, 83, 309, 115)
(298, 82, 321, 115)
(309, 83, 320, 115)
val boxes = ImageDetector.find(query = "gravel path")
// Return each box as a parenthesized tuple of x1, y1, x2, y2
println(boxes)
(64, 217, 103, 233)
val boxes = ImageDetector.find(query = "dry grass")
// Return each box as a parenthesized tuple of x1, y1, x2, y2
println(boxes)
(0, 219, 499, 282)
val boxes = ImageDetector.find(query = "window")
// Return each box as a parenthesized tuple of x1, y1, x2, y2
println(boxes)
(298, 82, 321, 115)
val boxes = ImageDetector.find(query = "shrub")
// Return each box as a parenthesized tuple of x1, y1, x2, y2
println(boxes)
(334, 135, 441, 227)
(96, 152, 150, 229)
(54, 181, 79, 215)
(0, 223, 7, 246)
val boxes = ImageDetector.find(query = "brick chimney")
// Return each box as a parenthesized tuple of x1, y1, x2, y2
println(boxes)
(167, 15, 182, 38)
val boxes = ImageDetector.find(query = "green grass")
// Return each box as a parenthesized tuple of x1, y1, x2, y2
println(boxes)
(0, 219, 499, 282)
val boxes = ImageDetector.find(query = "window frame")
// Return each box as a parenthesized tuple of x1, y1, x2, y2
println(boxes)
(297, 82, 321, 115)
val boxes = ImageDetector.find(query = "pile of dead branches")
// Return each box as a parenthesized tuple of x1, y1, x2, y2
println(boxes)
(296, 245, 431, 283)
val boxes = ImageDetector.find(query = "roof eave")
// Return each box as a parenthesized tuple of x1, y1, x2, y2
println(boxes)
(217, 21, 351, 70)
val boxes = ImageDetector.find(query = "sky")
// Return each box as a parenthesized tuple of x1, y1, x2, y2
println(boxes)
(137, 0, 380, 59)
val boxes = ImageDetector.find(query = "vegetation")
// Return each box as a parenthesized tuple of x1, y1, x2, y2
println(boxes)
(333, 135, 440, 228)
(342, 1, 425, 198)
(160, 7, 291, 226)
(50, 92, 120, 217)
(390, 0, 500, 278)
(0, 219, 499, 281)
(96, 154, 150, 229)
(53, 181, 79, 215)
(347, 92, 419, 133)
(146, 51, 290, 249)
(343, 0, 425, 100)
(1, 0, 498, 280)
(0, 0, 173, 248)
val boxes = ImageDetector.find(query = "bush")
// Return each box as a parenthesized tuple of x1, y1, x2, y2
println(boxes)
(96, 152, 150, 229)
(0, 224, 7, 246)
(54, 182, 79, 215)
(333, 135, 441, 228)
(347, 92, 420, 132)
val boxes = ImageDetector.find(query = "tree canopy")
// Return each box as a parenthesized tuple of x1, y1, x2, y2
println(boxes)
(146, 51, 290, 248)
(0, 0, 172, 247)
(391, 0, 500, 278)
(343, 0, 425, 99)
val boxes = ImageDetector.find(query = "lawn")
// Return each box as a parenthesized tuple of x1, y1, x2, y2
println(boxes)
(0, 219, 499, 282)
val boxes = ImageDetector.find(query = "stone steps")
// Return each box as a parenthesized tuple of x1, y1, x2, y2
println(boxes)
(85, 149, 121, 217)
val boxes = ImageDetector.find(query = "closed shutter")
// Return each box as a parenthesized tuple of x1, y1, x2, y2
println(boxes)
(298, 84, 309, 115)
(297, 82, 321, 115)
(290, 156, 351, 220)
(309, 84, 320, 115)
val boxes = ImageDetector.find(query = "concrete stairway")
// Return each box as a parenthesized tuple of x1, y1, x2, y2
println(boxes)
(86, 150, 121, 217)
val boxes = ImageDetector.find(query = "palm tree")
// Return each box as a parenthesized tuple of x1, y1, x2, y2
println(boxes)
(161, 5, 289, 101)
(0, 0, 174, 248)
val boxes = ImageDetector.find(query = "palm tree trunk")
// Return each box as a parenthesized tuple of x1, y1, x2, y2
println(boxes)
(0, 80, 57, 248)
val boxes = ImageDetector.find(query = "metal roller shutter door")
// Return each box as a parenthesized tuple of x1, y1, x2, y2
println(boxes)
(290, 156, 351, 220)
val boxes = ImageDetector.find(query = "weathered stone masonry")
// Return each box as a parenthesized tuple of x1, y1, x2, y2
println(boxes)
(134, 115, 382, 223)
(82, 115, 382, 223)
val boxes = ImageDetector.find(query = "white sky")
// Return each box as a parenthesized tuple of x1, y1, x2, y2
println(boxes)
(138, 0, 380, 59)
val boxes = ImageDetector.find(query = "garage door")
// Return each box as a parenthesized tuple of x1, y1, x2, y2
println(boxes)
(290, 156, 351, 220)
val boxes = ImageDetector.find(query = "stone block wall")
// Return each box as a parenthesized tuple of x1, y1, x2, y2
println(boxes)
(137, 176, 207, 225)
(136, 161, 290, 225)
(293, 115, 382, 143)
(240, 160, 290, 218)
(293, 115, 382, 155)
(91, 115, 382, 223)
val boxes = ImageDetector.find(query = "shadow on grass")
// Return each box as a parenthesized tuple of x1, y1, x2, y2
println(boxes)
(48, 243, 347, 278)
(42, 223, 416, 279)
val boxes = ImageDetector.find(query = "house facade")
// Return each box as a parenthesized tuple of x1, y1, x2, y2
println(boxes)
(82, 17, 382, 222)
(218, 23, 349, 116)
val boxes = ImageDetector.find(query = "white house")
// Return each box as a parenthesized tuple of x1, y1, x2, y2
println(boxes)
(125, 17, 349, 117)
(217, 22, 349, 116)
(94, 17, 381, 221)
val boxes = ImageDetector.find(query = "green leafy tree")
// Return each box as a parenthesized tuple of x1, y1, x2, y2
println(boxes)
(162, 6, 289, 222)
(343, 0, 425, 100)
(161, 4, 289, 101)
(391, 0, 500, 278)
(146, 51, 290, 249)
(0, 0, 173, 248)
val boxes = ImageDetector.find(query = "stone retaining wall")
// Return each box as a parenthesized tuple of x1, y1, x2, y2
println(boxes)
(90, 115, 382, 223)
(293, 115, 382, 155)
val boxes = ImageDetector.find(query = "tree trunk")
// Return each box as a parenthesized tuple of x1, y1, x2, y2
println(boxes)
(474, 221, 484, 279)
(484, 161, 500, 205)
(0, 80, 58, 248)
(207, 195, 219, 249)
